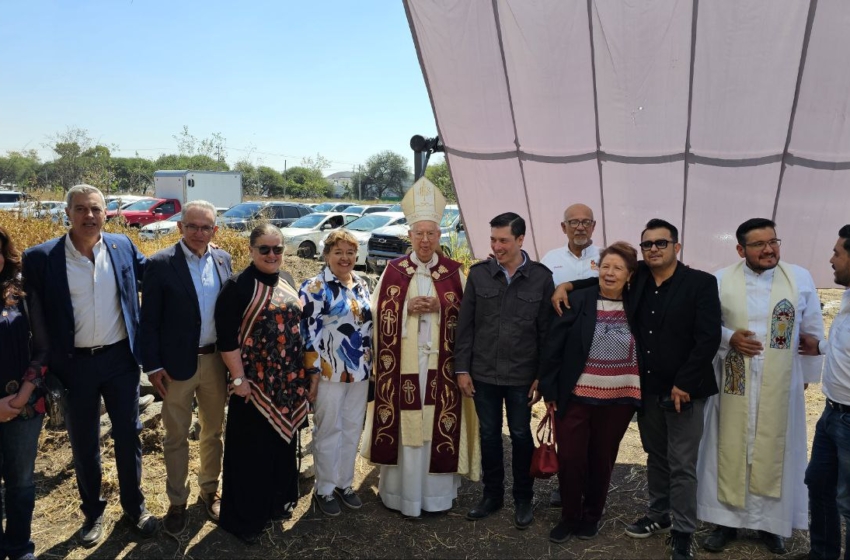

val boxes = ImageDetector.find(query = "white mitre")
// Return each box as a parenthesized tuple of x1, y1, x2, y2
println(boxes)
(401, 177, 446, 225)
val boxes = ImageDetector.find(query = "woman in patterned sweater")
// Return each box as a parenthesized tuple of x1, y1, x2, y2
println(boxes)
(539, 242, 641, 544)
(299, 229, 373, 516)
(214, 223, 310, 543)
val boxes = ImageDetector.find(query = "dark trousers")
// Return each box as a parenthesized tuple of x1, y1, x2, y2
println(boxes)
(219, 396, 298, 538)
(806, 404, 850, 560)
(556, 401, 635, 524)
(473, 380, 534, 503)
(637, 394, 705, 534)
(63, 340, 145, 521)
(0, 414, 42, 560)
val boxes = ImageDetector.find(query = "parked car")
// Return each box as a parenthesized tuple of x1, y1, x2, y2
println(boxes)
(139, 212, 182, 240)
(366, 205, 462, 273)
(217, 201, 313, 231)
(0, 191, 29, 213)
(106, 197, 181, 227)
(21, 200, 65, 218)
(317, 212, 406, 267)
(281, 212, 359, 259)
(312, 202, 354, 213)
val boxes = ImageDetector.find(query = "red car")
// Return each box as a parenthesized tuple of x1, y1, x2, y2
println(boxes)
(106, 198, 181, 227)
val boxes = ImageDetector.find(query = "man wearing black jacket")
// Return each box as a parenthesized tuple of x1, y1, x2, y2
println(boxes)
(554, 218, 721, 560)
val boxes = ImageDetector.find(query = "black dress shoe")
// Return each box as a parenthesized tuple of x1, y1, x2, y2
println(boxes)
(703, 525, 737, 552)
(549, 488, 562, 508)
(758, 531, 787, 555)
(514, 501, 534, 530)
(127, 509, 159, 539)
(466, 497, 503, 520)
(78, 515, 104, 547)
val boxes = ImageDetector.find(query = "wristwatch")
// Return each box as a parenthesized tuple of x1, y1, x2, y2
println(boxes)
(232, 376, 244, 387)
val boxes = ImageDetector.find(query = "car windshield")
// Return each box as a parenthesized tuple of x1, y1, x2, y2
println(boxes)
(289, 214, 325, 229)
(123, 199, 159, 211)
(345, 214, 392, 232)
(166, 212, 182, 222)
(106, 201, 121, 211)
(345, 205, 366, 214)
(312, 203, 334, 212)
(222, 203, 262, 218)
(441, 208, 460, 228)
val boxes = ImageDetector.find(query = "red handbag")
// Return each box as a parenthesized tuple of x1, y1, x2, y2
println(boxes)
(530, 405, 559, 479)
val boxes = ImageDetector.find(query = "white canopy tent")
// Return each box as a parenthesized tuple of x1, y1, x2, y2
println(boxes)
(404, 0, 850, 287)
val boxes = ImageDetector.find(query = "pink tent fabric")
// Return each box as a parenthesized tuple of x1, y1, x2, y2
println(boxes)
(404, 0, 850, 287)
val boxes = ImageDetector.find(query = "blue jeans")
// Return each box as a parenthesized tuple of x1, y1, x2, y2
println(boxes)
(806, 404, 850, 560)
(472, 380, 534, 503)
(0, 413, 43, 560)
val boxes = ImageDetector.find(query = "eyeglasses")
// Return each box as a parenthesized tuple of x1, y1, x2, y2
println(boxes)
(744, 239, 781, 250)
(564, 219, 595, 228)
(639, 239, 674, 251)
(253, 245, 284, 255)
(183, 223, 214, 234)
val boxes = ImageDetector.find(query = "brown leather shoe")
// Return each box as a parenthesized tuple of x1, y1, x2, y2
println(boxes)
(200, 492, 221, 522)
(163, 504, 187, 536)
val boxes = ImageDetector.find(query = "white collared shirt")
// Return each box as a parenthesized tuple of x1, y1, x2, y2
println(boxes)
(541, 244, 601, 286)
(65, 234, 128, 348)
(179, 240, 220, 346)
(822, 288, 850, 405)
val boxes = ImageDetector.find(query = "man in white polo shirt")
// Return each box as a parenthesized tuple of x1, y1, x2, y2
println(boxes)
(541, 204, 601, 286)
(540, 203, 602, 507)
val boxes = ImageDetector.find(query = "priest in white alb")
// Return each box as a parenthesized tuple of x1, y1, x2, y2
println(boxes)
(360, 177, 480, 517)
(697, 218, 824, 555)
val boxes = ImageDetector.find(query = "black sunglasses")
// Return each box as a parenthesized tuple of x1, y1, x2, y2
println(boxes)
(639, 239, 674, 251)
(253, 245, 284, 255)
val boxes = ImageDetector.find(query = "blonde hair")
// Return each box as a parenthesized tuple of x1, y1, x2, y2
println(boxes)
(322, 229, 359, 256)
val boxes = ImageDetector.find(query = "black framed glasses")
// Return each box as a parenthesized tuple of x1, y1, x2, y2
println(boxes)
(564, 219, 595, 228)
(744, 239, 781, 250)
(253, 245, 284, 255)
(183, 223, 214, 234)
(639, 239, 674, 251)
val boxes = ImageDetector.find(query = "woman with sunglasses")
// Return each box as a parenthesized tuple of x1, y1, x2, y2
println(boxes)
(214, 223, 310, 543)
(0, 226, 48, 560)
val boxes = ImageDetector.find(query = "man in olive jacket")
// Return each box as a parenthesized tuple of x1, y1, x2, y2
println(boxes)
(455, 212, 554, 531)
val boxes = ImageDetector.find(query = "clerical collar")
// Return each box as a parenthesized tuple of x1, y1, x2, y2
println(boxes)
(410, 252, 437, 271)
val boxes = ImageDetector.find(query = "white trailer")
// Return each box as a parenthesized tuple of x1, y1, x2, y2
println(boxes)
(154, 170, 242, 211)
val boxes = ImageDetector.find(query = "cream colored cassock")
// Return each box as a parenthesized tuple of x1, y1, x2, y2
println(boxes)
(696, 264, 824, 537)
(361, 253, 470, 517)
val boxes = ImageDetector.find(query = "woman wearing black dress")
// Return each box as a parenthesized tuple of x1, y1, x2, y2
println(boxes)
(214, 223, 310, 543)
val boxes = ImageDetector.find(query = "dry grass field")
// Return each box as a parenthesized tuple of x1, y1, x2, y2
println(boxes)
(1, 210, 844, 559)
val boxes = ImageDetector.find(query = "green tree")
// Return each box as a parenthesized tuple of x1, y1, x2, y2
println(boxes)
(0, 150, 41, 190)
(113, 156, 156, 193)
(356, 151, 410, 199)
(80, 145, 116, 194)
(257, 166, 284, 197)
(46, 127, 96, 191)
(234, 159, 260, 195)
(424, 159, 456, 202)
(154, 154, 229, 172)
(282, 166, 332, 198)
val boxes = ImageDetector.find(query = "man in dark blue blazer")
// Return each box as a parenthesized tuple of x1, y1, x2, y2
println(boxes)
(138, 200, 232, 536)
(22, 184, 157, 546)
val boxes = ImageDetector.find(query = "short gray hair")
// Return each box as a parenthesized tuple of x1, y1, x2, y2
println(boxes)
(182, 200, 217, 220)
(66, 184, 105, 207)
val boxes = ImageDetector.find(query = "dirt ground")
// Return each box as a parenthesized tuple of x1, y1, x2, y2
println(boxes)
(30, 281, 845, 560)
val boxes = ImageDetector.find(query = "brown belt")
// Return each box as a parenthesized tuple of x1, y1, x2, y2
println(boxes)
(198, 344, 216, 355)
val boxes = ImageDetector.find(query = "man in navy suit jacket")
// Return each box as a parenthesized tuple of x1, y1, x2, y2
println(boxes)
(138, 200, 232, 536)
(22, 184, 157, 546)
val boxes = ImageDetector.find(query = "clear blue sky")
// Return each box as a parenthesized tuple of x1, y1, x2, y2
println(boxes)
(0, 0, 442, 174)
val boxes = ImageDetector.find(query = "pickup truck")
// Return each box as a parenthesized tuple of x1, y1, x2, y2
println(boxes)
(106, 197, 181, 227)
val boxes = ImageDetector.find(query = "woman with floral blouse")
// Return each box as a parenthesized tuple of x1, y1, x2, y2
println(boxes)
(214, 223, 310, 543)
(299, 229, 373, 517)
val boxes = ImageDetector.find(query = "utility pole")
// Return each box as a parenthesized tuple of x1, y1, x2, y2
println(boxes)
(283, 160, 287, 199)
(357, 164, 362, 200)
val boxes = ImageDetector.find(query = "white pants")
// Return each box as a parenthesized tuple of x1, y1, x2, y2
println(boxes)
(312, 379, 369, 496)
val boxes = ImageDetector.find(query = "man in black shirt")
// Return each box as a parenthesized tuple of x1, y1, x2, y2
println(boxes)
(553, 219, 721, 560)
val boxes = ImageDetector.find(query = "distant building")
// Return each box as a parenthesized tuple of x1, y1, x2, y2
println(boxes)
(326, 171, 354, 198)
